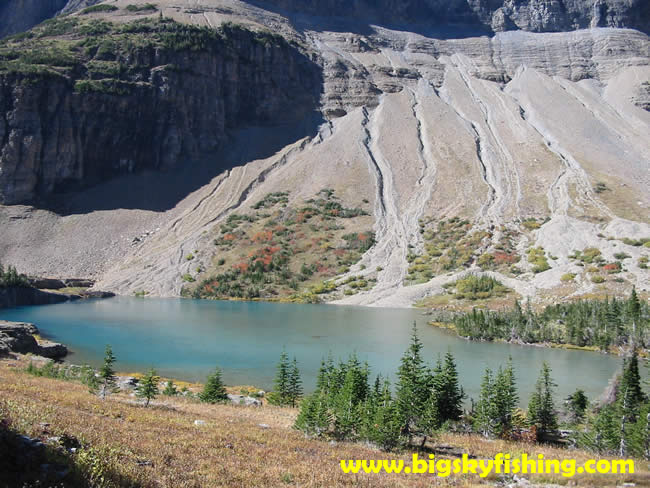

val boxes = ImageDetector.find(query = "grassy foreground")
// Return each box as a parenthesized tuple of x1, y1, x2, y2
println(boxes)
(1, 357, 649, 487)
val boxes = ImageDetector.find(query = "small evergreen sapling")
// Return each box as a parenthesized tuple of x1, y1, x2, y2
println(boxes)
(163, 380, 178, 396)
(137, 368, 160, 407)
(199, 367, 228, 404)
(95, 345, 117, 400)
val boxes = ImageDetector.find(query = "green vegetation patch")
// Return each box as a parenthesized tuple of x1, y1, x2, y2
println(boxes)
(450, 289, 647, 350)
(620, 237, 650, 247)
(81, 4, 119, 14)
(125, 3, 158, 12)
(527, 247, 550, 273)
(0, 17, 289, 81)
(443, 274, 511, 301)
(404, 217, 495, 285)
(188, 190, 374, 302)
(0, 263, 30, 288)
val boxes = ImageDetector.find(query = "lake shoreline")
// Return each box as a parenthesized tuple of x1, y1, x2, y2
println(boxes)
(427, 320, 639, 357)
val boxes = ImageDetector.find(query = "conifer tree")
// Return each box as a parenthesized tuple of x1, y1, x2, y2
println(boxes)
(565, 389, 588, 423)
(619, 352, 646, 421)
(163, 380, 178, 396)
(395, 323, 432, 442)
(474, 367, 496, 437)
(435, 351, 465, 424)
(527, 362, 558, 441)
(273, 349, 291, 405)
(628, 287, 641, 323)
(332, 354, 369, 440)
(493, 359, 518, 436)
(136, 368, 160, 407)
(96, 345, 117, 400)
(367, 379, 402, 450)
(199, 367, 228, 404)
(288, 357, 303, 407)
(294, 392, 330, 437)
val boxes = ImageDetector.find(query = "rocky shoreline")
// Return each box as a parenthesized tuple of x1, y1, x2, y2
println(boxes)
(0, 279, 116, 310)
(0, 321, 67, 359)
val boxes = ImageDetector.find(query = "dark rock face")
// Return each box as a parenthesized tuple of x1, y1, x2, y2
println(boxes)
(29, 277, 94, 289)
(262, 0, 650, 33)
(0, 287, 71, 309)
(0, 320, 67, 358)
(0, 0, 68, 38)
(0, 23, 322, 204)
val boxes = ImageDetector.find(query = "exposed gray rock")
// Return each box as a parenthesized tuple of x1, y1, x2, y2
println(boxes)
(117, 376, 139, 390)
(262, 0, 650, 34)
(228, 394, 262, 407)
(0, 320, 67, 358)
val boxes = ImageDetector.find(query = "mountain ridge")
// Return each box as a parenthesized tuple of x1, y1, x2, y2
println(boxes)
(0, 0, 648, 307)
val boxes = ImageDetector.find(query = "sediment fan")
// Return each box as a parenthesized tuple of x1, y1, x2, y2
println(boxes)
(0, 0, 647, 306)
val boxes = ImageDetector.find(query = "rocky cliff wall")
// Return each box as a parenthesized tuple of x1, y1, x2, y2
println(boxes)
(0, 19, 321, 204)
(262, 0, 650, 33)
(0, 287, 70, 309)
(0, 0, 68, 38)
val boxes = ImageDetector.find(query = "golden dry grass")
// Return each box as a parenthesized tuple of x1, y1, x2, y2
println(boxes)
(1, 357, 649, 487)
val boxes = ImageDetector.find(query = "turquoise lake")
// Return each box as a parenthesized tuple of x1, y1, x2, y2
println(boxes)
(0, 297, 623, 405)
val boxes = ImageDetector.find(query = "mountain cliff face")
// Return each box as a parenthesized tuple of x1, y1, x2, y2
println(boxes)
(262, 0, 650, 33)
(0, 0, 647, 306)
(0, 18, 321, 204)
(0, 0, 68, 38)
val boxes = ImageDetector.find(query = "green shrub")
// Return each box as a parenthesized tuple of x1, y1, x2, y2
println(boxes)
(560, 273, 576, 282)
(527, 247, 550, 273)
(81, 4, 119, 14)
(594, 182, 608, 193)
(522, 218, 541, 230)
(448, 274, 511, 300)
(591, 275, 605, 284)
(621, 237, 650, 247)
(639, 256, 649, 270)
(182, 273, 195, 283)
(126, 3, 158, 12)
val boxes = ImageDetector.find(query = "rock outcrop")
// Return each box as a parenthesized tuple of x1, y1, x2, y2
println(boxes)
(264, 0, 650, 34)
(0, 287, 72, 309)
(0, 0, 68, 38)
(0, 18, 321, 204)
(0, 320, 67, 358)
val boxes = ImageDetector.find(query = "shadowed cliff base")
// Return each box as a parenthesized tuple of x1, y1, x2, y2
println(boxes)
(38, 113, 324, 215)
